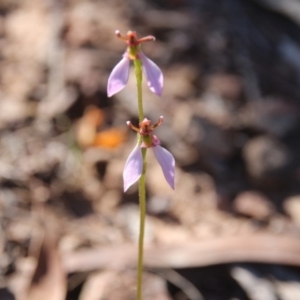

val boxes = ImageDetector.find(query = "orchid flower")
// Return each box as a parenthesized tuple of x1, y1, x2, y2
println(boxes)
(123, 116, 175, 192)
(107, 30, 163, 97)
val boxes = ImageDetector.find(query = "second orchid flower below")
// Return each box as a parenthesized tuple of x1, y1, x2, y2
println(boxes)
(123, 116, 175, 192)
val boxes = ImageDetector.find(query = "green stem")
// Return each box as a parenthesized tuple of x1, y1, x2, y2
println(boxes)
(134, 58, 147, 300)
(134, 59, 144, 122)
(137, 148, 146, 300)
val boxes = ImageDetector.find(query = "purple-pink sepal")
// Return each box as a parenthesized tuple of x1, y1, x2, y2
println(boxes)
(139, 52, 163, 96)
(152, 145, 175, 189)
(107, 56, 130, 97)
(123, 143, 143, 192)
(123, 143, 175, 191)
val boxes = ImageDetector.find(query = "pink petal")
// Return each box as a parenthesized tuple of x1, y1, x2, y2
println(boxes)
(152, 146, 175, 189)
(139, 51, 163, 96)
(123, 143, 143, 192)
(107, 57, 130, 97)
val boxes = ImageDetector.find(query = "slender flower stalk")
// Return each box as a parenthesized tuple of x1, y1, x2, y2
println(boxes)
(107, 30, 174, 300)
(137, 149, 146, 300)
(134, 59, 144, 122)
(134, 52, 147, 300)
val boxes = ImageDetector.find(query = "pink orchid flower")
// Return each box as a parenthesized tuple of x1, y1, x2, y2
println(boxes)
(107, 30, 163, 97)
(123, 117, 175, 192)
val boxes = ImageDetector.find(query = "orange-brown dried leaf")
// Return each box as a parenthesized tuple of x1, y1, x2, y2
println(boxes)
(93, 128, 126, 148)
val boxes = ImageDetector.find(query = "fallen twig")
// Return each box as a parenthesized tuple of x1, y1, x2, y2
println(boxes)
(63, 234, 300, 273)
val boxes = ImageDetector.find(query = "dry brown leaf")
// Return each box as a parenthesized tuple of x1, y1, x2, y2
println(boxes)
(76, 105, 104, 148)
(26, 227, 66, 300)
(79, 270, 116, 300)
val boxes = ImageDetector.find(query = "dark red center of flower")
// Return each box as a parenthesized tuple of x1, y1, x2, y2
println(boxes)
(127, 117, 163, 148)
(115, 30, 155, 47)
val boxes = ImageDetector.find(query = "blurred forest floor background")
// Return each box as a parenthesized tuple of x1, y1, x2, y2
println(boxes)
(2, 0, 300, 299)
